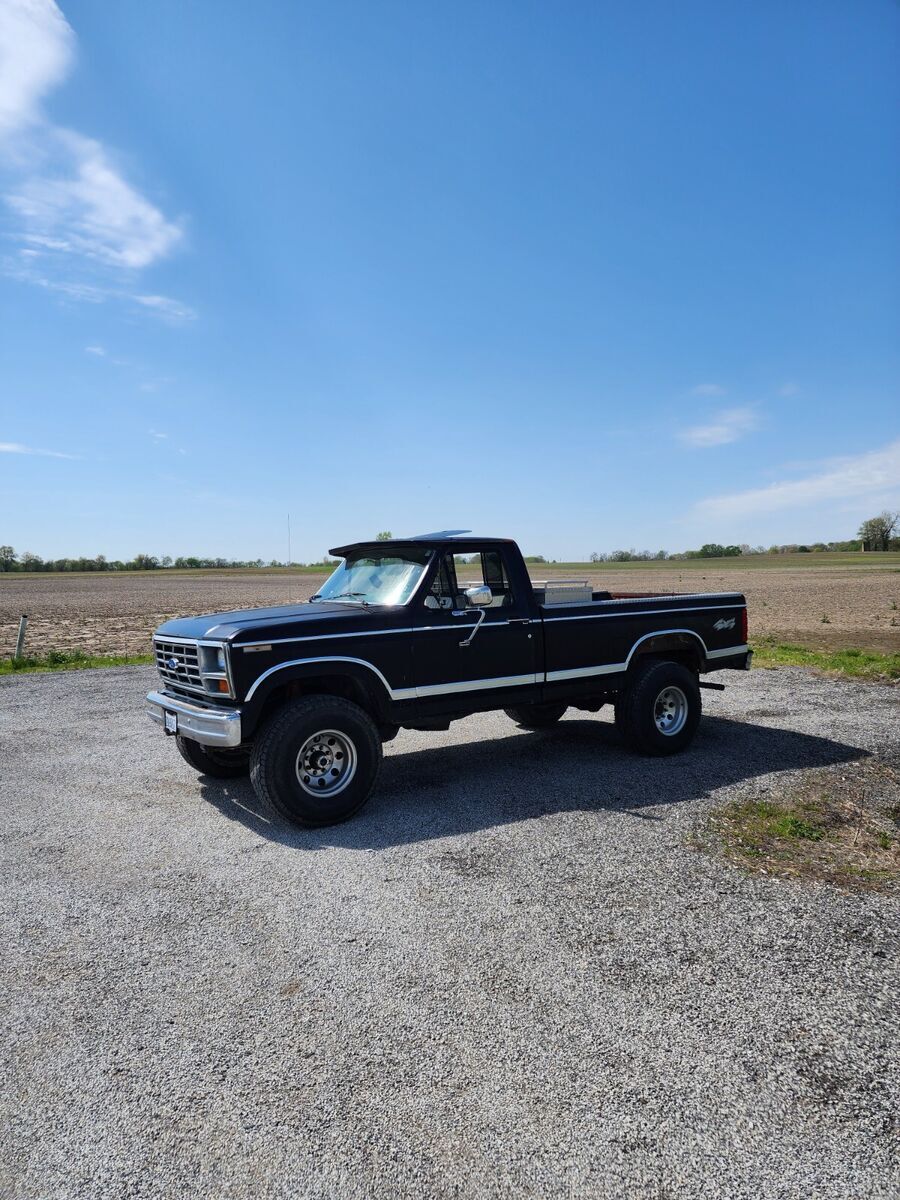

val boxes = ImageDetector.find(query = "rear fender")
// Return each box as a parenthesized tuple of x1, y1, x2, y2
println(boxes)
(627, 630, 706, 673)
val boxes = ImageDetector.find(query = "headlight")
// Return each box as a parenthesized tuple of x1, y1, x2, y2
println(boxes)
(198, 644, 232, 695)
(199, 644, 226, 673)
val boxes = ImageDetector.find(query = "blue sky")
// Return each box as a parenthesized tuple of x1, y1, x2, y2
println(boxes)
(1, 0, 898, 562)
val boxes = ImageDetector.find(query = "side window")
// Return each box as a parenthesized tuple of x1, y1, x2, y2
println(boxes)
(424, 554, 457, 610)
(453, 551, 514, 609)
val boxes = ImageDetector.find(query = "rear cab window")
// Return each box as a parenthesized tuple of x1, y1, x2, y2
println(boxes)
(423, 548, 517, 611)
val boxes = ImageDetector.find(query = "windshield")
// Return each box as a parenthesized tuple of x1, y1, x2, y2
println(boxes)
(312, 549, 431, 607)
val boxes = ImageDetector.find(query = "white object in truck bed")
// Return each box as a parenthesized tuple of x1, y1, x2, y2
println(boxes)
(531, 579, 593, 605)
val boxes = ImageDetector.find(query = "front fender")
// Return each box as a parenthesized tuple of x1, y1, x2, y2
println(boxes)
(238, 655, 402, 736)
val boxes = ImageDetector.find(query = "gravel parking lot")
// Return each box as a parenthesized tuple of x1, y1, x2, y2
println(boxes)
(1, 665, 898, 1199)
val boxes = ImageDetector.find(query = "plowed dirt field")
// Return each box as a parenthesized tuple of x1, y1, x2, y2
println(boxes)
(2, 559, 899, 658)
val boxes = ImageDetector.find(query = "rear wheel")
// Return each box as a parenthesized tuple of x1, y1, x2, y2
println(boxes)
(175, 735, 250, 778)
(250, 696, 382, 827)
(504, 701, 568, 729)
(616, 660, 701, 756)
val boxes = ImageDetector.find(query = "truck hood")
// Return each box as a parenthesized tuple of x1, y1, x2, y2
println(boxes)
(154, 602, 395, 643)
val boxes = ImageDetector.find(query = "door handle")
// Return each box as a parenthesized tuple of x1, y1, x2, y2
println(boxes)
(508, 618, 531, 626)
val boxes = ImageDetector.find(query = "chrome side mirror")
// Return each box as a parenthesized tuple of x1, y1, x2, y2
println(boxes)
(465, 584, 492, 608)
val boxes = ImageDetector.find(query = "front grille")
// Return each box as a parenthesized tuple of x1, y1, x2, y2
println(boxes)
(155, 639, 204, 695)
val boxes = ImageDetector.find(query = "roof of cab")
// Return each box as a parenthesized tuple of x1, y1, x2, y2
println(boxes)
(329, 531, 517, 557)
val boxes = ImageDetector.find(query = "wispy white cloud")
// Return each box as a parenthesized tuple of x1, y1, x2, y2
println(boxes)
(691, 383, 727, 397)
(133, 293, 196, 322)
(0, 439, 77, 459)
(0, 0, 72, 136)
(0, 1, 188, 310)
(694, 440, 900, 519)
(84, 343, 135, 367)
(678, 406, 759, 448)
(149, 429, 168, 441)
(3, 259, 106, 300)
(7, 129, 183, 269)
(3, 253, 195, 321)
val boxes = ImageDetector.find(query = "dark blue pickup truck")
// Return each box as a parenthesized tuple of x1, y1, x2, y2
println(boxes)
(146, 532, 750, 826)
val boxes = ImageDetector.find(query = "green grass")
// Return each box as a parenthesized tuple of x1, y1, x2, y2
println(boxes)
(721, 799, 826, 846)
(707, 776, 900, 893)
(750, 640, 900, 682)
(768, 812, 825, 841)
(0, 649, 154, 675)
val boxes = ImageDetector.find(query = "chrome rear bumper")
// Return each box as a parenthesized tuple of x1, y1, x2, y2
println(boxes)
(146, 690, 243, 748)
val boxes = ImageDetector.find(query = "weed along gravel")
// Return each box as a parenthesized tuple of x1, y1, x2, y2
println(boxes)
(706, 759, 900, 890)
(1, 665, 899, 1198)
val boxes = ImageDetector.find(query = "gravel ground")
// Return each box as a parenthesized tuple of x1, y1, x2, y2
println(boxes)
(1, 665, 898, 1199)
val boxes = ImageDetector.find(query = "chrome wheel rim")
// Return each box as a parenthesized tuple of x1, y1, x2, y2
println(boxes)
(654, 686, 688, 736)
(295, 729, 357, 797)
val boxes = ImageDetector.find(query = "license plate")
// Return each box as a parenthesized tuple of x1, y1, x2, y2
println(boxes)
(164, 710, 178, 734)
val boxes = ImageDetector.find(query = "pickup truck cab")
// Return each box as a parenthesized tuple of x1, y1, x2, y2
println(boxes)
(146, 532, 750, 826)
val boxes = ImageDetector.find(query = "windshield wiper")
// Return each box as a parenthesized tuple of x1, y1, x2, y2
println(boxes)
(312, 591, 370, 606)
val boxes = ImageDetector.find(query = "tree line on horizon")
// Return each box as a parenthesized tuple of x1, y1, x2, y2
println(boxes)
(0, 550, 339, 573)
(1, 512, 897, 572)
(590, 511, 898, 561)
(589, 538, 885, 563)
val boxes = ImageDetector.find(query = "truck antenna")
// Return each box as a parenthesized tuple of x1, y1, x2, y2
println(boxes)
(287, 512, 292, 604)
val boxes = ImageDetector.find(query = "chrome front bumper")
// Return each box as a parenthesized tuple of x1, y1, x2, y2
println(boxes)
(146, 690, 243, 748)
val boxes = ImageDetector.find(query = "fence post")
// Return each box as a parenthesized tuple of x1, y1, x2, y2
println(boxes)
(14, 615, 27, 659)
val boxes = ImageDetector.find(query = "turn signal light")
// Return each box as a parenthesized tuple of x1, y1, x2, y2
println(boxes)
(217, 679, 230, 693)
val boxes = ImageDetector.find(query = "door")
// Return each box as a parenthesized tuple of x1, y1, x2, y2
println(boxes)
(411, 549, 538, 699)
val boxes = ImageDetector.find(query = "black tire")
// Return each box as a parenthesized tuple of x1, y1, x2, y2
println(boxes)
(250, 696, 382, 828)
(617, 659, 701, 756)
(504, 701, 568, 729)
(175, 734, 251, 779)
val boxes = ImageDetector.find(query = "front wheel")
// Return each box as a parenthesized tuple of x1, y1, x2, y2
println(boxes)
(250, 696, 382, 827)
(504, 701, 568, 729)
(616, 660, 701, 756)
(175, 734, 250, 778)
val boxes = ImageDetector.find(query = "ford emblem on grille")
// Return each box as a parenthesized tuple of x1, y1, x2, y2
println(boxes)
(166, 657, 180, 671)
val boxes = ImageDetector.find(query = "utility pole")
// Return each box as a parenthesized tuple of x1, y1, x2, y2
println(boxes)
(287, 513, 293, 603)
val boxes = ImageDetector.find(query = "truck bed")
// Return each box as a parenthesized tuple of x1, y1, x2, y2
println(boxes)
(537, 586, 748, 698)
